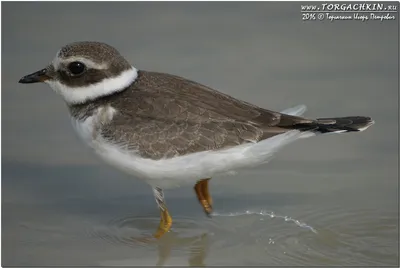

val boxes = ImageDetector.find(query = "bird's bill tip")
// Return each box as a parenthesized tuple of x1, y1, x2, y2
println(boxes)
(19, 68, 50, 84)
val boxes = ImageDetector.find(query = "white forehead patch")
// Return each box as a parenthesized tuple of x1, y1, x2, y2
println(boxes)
(52, 54, 108, 70)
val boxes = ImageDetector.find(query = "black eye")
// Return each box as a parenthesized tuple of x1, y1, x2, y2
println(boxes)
(67, 61, 86, 75)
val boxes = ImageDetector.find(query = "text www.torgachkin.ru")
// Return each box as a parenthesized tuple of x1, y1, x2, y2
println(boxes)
(301, 3, 397, 12)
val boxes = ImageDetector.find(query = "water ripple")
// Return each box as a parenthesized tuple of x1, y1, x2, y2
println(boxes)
(212, 209, 318, 234)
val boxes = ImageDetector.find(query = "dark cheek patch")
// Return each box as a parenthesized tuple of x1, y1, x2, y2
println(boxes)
(58, 69, 111, 88)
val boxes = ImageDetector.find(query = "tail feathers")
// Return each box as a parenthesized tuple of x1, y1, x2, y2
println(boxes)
(280, 105, 307, 117)
(315, 116, 375, 133)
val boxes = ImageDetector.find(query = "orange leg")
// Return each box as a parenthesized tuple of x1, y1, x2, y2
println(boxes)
(153, 187, 172, 239)
(194, 178, 213, 217)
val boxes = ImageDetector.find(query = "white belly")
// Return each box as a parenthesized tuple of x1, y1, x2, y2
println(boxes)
(71, 105, 312, 189)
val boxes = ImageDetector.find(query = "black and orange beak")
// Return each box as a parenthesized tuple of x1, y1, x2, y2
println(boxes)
(19, 68, 50, 84)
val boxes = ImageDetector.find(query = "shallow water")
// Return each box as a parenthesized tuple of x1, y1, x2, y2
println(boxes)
(2, 160, 398, 266)
(2, 2, 398, 266)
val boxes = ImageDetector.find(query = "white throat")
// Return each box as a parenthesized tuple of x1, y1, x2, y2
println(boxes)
(46, 67, 138, 104)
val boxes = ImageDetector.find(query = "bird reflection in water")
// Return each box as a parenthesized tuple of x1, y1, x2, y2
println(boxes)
(155, 232, 209, 266)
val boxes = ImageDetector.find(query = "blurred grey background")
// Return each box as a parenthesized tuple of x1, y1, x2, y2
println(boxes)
(2, 2, 398, 266)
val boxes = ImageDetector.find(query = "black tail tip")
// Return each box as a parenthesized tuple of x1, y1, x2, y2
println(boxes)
(316, 116, 375, 133)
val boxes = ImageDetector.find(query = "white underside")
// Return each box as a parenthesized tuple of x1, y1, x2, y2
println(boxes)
(72, 104, 315, 189)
